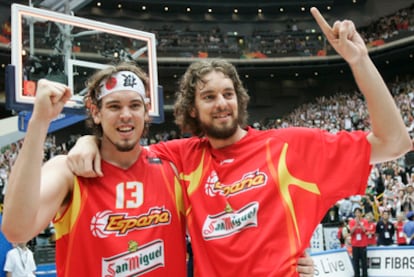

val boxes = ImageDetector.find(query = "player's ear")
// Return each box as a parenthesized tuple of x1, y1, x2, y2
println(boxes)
(144, 110, 151, 123)
(144, 101, 150, 112)
(89, 104, 101, 124)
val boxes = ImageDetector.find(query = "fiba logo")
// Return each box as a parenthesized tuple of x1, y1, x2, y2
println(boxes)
(90, 210, 112, 238)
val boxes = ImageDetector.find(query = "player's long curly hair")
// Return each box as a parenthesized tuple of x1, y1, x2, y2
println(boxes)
(174, 59, 250, 137)
(84, 62, 151, 138)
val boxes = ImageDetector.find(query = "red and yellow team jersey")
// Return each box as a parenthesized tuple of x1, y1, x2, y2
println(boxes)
(151, 127, 371, 277)
(53, 148, 187, 277)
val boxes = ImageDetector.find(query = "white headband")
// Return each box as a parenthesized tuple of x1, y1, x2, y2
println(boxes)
(98, 71, 148, 102)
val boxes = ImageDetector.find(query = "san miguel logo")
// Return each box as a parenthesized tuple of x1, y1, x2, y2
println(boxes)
(205, 170, 267, 197)
(202, 202, 259, 240)
(102, 239, 165, 276)
(90, 207, 171, 238)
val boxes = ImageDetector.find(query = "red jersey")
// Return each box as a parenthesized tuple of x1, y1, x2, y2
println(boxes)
(348, 218, 369, 247)
(152, 127, 371, 276)
(395, 221, 407, 245)
(366, 221, 377, 246)
(53, 148, 187, 277)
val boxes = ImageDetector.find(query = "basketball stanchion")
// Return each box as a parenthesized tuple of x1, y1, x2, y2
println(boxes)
(6, 3, 164, 134)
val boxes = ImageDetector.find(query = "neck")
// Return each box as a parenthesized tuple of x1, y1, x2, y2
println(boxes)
(208, 127, 247, 149)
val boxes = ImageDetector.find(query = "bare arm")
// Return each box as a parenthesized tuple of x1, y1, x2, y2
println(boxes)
(311, 7, 411, 163)
(66, 135, 102, 177)
(2, 79, 73, 242)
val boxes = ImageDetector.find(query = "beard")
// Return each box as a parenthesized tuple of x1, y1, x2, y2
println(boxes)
(199, 117, 238, 139)
(114, 141, 136, 152)
(104, 134, 137, 152)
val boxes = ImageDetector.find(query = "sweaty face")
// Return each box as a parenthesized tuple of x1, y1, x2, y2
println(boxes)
(93, 90, 146, 152)
(192, 71, 239, 139)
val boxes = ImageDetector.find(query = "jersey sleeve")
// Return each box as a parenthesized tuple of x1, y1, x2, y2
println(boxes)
(294, 129, 372, 203)
(150, 139, 185, 168)
(270, 128, 372, 213)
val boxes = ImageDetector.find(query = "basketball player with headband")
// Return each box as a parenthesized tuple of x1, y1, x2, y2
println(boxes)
(2, 63, 187, 276)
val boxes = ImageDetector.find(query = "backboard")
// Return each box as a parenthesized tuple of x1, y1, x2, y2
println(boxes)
(7, 3, 162, 122)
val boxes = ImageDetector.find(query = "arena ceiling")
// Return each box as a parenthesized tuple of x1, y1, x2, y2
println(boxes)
(0, 0, 412, 107)
(0, 1, 411, 73)
(19, 0, 369, 20)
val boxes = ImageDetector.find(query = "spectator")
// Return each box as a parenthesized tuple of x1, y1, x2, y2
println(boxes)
(395, 186, 407, 215)
(350, 195, 363, 213)
(3, 242, 36, 277)
(337, 219, 350, 248)
(402, 183, 414, 212)
(376, 210, 395, 246)
(382, 181, 397, 217)
(361, 194, 375, 215)
(394, 211, 408, 245)
(349, 207, 369, 277)
(322, 204, 340, 227)
(4, 143, 18, 170)
(0, 213, 12, 277)
(403, 210, 414, 245)
(364, 212, 377, 246)
(338, 197, 353, 220)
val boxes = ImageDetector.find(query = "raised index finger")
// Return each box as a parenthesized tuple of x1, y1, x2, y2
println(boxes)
(310, 7, 332, 37)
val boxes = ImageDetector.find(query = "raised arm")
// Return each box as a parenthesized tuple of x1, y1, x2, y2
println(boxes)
(2, 79, 74, 242)
(311, 7, 411, 163)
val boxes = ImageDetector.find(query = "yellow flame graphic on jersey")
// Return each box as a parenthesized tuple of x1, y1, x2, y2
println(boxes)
(267, 142, 320, 255)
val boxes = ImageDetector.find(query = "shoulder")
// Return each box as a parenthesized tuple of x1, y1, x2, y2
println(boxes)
(142, 147, 167, 163)
(252, 128, 369, 156)
(142, 147, 177, 169)
(42, 155, 74, 185)
(43, 154, 69, 167)
(150, 137, 193, 151)
(247, 126, 315, 138)
(43, 155, 72, 174)
(240, 127, 317, 146)
(150, 137, 208, 158)
(6, 248, 17, 257)
(249, 127, 368, 143)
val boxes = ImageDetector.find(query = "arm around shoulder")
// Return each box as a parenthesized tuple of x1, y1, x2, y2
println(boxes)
(67, 135, 102, 177)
